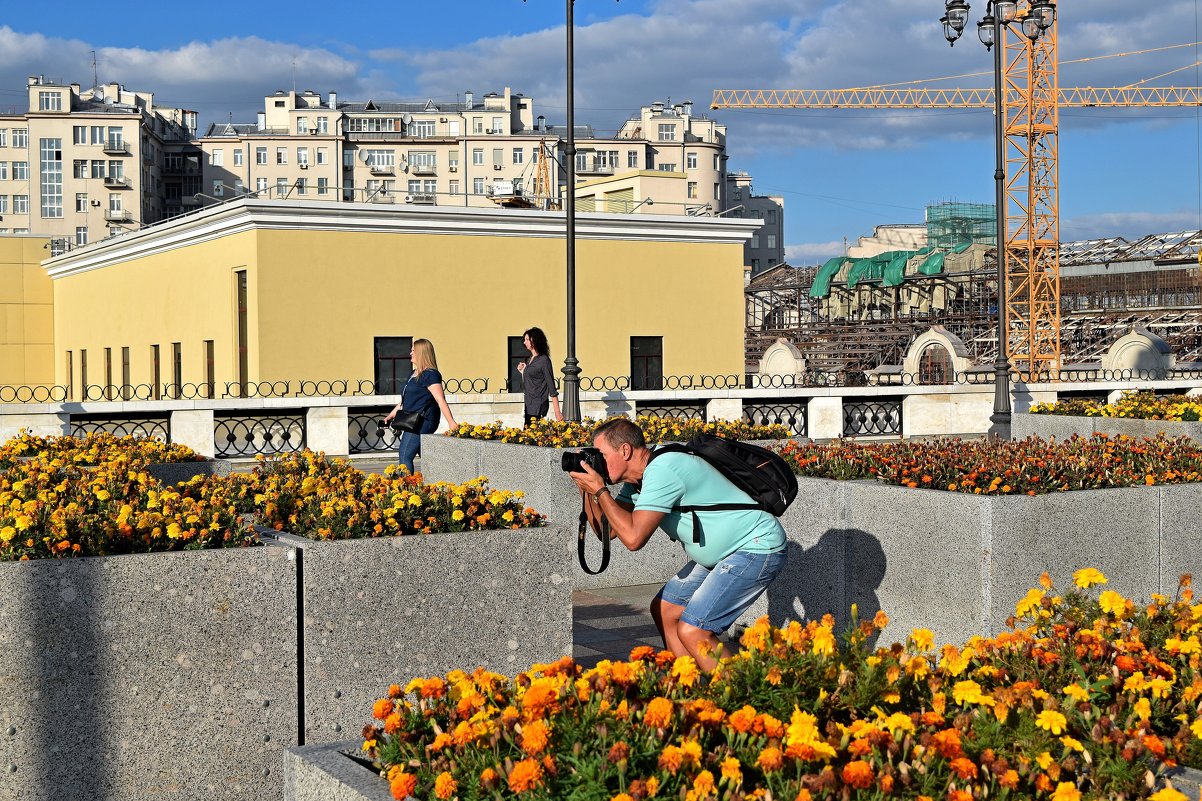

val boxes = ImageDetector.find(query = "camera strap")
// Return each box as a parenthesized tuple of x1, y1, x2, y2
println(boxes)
(576, 490, 610, 575)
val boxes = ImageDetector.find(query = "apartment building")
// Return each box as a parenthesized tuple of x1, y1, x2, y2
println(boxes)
(0, 76, 196, 251)
(197, 87, 561, 210)
(726, 171, 784, 275)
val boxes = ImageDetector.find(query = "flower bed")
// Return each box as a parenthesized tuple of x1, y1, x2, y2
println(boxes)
(446, 415, 792, 448)
(0, 431, 204, 467)
(338, 571, 1202, 801)
(1030, 391, 1202, 421)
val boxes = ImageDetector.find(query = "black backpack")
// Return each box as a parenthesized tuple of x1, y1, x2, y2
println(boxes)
(645, 433, 798, 541)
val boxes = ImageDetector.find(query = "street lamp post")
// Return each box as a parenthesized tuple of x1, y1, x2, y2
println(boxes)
(941, 0, 1055, 436)
(562, 0, 581, 421)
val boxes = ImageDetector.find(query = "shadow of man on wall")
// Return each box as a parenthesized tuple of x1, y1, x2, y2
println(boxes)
(762, 528, 887, 648)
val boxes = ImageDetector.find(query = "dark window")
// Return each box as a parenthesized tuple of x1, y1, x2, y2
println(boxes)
(204, 340, 215, 399)
(104, 347, 112, 391)
(151, 345, 160, 400)
(236, 271, 248, 396)
(65, 351, 73, 401)
(374, 337, 413, 395)
(919, 343, 953, 385)
(630, 336, 663, 391)
(80, 349, 88, 395)
(507, 336, 527, 393)
(121, 347, 130, 400)
(172, 343, 182, 398)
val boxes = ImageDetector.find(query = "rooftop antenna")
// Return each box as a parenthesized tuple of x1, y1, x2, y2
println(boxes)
(90, 50, 98, 89)
(291, 57, 297, 93)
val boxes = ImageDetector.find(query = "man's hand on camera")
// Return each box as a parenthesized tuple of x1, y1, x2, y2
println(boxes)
(569, 462, 605, 498)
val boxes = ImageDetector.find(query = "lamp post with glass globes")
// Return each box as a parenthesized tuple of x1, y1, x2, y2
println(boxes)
(940, 0, 1055, 435)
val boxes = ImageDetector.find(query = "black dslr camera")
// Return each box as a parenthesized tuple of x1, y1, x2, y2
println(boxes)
(561, 447, 610, 484)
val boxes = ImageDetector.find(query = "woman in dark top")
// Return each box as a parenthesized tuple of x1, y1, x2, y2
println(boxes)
(384, 338, 457, 475)
(517, 327, 562, 427)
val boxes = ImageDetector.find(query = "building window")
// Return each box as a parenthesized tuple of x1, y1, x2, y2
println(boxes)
(75, 226, 87, 245)
(492, 148, 503, 168)
(12, 161, 28, 180)
(657, 163, 675, 172)
(151, 345, 161, 399)
(235, 271, 248, 395)
(80, 349, 88, 394)
(210, 149, 224, 166)
(296, 117, 309, 135)
(12, 129, 27, 148)
(0, 197, 7, 214)
(919, 343, 953, 385)
(275, 148, 287, 164)
(317, 177, 329, 195)
(657, 124, 675, 141)
(714, 154, 720, 170)
(410, 120, 435, 138)
(490, 116, 503, 133)
(507, 336, 527, 393)
(767, 209, 777, 223)
(472, 148, 484, 166)
(687, 182, 697, 199)
(473, 177, 484, 194)
(255, 147, 267, 165)
(75, 193, 87, 212)
(295, 177, 306, 195)
(374, 337, 413, 395)
(256, 177, 268, 193)
(89, 126, 104, 145)
(362, 149, 393, 168)
(316, 148, 328, 165)
(472, 117, 483, 134)
(65, 351, 73, 400)
(73, 126, 86, 145)
(714, 183, 720, 199)
(317, 116, 328, 134)
(204, 340, 215, 398)
(171, 343, 183, 398)
(0, 130, 7, 147)
(627, 150, 639, 168)
(630, 336, 663, 391)
(38, 91, 61, 111)
(512, 147, 524, 165)
(233, 149, 243, 167)
(686, 152, 697, 169)
(13, 195, 28, 214)
(448, 179, 459, 195)
(297, 147, 309, 166)
(751, 234, 760, 249)
(108, 160, 123, 180)
(90, 160, 104, 178)
(122, 347, 131, 398)
(276, 178, 288, 197)
(767, 234, 776, 249)
(39, 139, 63, 219)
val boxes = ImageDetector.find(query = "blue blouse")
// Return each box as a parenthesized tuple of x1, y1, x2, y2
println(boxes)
(401, 368, 442, 428)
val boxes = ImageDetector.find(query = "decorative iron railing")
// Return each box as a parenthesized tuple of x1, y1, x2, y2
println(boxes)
(0, 385, 70, 403)
(213, 412, 306, 457)
(744, 401, 807, 437)
(842, 400, 903, 437)
(348, 408, 400, 454)
(634, 403, 707, 421)
(69, 414, 170, 441)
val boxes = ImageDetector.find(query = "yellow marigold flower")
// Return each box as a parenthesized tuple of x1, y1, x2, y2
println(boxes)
(1190, 717, 1202, 739)
(1015, 588, 1046, 617)
(720, 756, 742, 784)
(681, 739, 702, 766)
(14, 514, 31, 531)
(0, 526, 15, 543)
(644, 696, 673, 729)
(434, 771, 457, 800)
(451, 510, 465, 521)
(1135, 697, 1152, 721)
(645, 776, 659, 796)
(671, 656, 699, 688)
(1051, 781, 1081, 801)
(810, 625, 835, 656)
(952, 679, 995, 707)
(1149, 789, 1189, 801)
(1099, 590, 1128, 616)
(1036, 709, 1068, 735)
(1063, 683, 1090, 703)
(909, 628, 935, 651)
(1072, 568, 1107, 589)
(1060, 735, 1084, 752)
(1036, 751, 1054, 771)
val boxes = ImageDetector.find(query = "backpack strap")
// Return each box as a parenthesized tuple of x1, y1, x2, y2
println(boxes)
(645, 445, 758, 543)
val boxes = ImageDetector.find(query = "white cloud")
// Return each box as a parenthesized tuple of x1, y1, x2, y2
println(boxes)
(1063, 210, 1202, 242)
(786, 240, 843, 265)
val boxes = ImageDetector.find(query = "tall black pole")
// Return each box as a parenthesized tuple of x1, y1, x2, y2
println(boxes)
(990, 13, 1012, 436)
(561, 0, 582, 421)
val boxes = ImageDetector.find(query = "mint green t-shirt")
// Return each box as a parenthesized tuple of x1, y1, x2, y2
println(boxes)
(615, 450, 786, 569)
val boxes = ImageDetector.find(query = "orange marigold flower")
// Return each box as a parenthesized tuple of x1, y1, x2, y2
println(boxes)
(434, 771, 457, 800)
(948, 791, 973, 801)
(521, 719, 551, 755)
(611, 795, 635, 801)
(949, 757, 978, 779)
(931, 728, 964, 759)
(373, 698, 394, 720)
(1051, 782, 1081, 801)
(383, 712, 402, 735)
(479, 767, 498, 789)
(644, 696, 674, 729)
(729, 705, 757, 733)
(795, 791, 813, 801)
(507, 758, 544, 793)
(389, 771, 417, 800)
(998, 769, 1020, 789)
(756, 747, 784, 772)
(658, 745, 685, 774)
(692, 770, 715, 796)
(841, 760, 874, 789)
(421, 677, 447, 699)
(387, 683, 403, 699)
(629, 645, 656, 661)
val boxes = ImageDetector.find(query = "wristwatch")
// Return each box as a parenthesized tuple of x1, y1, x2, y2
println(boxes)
(592, 487, 608, 503)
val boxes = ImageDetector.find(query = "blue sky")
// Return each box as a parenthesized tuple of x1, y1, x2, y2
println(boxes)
(2, 0, 1201, 263)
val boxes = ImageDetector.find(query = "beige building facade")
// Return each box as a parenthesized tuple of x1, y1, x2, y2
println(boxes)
(725, 172, 784, 275)
(42, 198, 757, 397)
(0, 76, 196, 249)
(0, 235, 53, 386)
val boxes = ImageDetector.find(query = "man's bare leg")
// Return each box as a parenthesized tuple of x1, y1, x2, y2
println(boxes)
(650, 596, 688, 656)
(678, 622, 722, 671)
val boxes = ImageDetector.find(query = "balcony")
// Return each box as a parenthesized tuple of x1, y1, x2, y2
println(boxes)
(368, 164, 395, 176)
(346, 131, 406, 142)
(369, 194, 396, 204)
(404, 193, 436, 205)
(577, 160, 615, 176)
(104, 209, 131, 222)
(103, 176, 131, 189)
(410, 163, 437, 176)
(102, 139, 129, 155)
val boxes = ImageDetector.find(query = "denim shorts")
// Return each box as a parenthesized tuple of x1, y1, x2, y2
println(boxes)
(657, 547, 787, 634)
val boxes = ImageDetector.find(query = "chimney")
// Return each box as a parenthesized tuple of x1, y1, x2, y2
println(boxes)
(503, 86, 511, 110)
(464, 90, 473, 109)
(27, 76, 37, 87)
(328, 91, 337, 109)
(257, 111, 266, 131)
(537, 115, 545, 132)
(682, 101, 693, 117)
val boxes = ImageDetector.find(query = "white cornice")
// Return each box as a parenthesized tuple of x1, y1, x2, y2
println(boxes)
(44, 198, 762, 279)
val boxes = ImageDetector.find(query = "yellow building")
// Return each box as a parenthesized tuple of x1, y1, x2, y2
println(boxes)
(42, 198, 758, 397)
(0, 236, 54, 387)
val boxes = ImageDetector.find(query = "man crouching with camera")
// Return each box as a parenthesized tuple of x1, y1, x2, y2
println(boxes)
(567, 418, 787, 671)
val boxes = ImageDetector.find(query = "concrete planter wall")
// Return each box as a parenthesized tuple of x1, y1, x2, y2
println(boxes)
(0, 546, 297, 801)
(146, 458, 233, 486)
(0, 525, 573, 801)
(284, 742, 390, 801)
(271, 528, 573, 745)
(742, 477, 1202, 646)
(1013, 411, 1202, 442)
(420, 436, 686, 590)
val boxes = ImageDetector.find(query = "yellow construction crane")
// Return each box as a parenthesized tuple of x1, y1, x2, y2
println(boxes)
(713, 5, 1202, 378)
